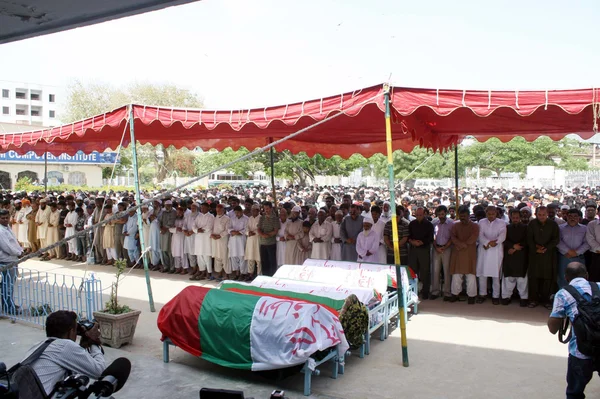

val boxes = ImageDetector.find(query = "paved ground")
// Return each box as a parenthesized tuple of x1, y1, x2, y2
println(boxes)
(2, 258, 600, 399)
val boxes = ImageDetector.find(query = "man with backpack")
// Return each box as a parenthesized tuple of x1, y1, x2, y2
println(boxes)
(548, 262, 600, 399)
(15, 310, 105, 397)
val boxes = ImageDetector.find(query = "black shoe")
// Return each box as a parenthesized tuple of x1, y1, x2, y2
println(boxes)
(475, 296, 486, 304)
(420, 293, 429, 300)
(443, 296, 452, 302)
(167, 268, 176, 274)
(468, 297, 476, 305)
(501, 298, 511, 306)
(520, 299, 528, 307)
(429, 295, 439, 300)
(448, 295, 458, 303)
(492, 298, 500, 305)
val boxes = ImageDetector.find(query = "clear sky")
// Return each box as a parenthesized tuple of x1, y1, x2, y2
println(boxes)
(0, 0, 598, 111)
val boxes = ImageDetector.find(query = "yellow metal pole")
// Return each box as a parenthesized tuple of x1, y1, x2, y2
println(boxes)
(384, 84, 409, 366)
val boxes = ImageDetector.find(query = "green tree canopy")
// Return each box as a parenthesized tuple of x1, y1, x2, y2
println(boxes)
(370, 148, 455, 180)
(194, 148, 368, 186)
(460, 136, 590, 177)
(62, 80, 203, 181)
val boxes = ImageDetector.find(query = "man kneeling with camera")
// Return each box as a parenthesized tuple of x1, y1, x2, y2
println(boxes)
(24, 310, 105, 396)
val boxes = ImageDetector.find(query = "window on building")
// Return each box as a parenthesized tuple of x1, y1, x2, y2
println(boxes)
(49, 94, 55, 103)
(16, 109, 26, 115)
(49, 110, 55, 118)
(30, 93, 40, 101)
(31, 109, 40, 116)
(1, 89, 8, 98)
(2, 106, 8, 115)
(15, 92, 26, 99)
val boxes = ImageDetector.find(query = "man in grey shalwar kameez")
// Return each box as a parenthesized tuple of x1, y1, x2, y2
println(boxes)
(159, 200, 177, 272)
(340, 204, 364, 262)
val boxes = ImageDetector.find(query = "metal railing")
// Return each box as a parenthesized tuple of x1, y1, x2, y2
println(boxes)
(0, 267, 103, 326)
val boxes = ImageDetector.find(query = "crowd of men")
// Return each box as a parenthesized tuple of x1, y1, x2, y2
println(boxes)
(2, 184, 600, 307)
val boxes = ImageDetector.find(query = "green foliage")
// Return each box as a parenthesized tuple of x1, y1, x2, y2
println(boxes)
(195, 147, 260, 178)
(369, 137, 591, 181)
(195, 147, 369, 186)
(15, 177, 37, 192)
(370, 148, 456, 180)
(167, 148, 197, 177)
(103, 259, 132, 315)
(460, 137, 590, 176)
(62, 80, 203, 182)
(29, 303, 52, 317)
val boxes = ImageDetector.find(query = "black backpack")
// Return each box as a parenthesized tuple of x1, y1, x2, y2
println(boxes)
(562, 282, 600, 358)
(1, 338, 55, 399)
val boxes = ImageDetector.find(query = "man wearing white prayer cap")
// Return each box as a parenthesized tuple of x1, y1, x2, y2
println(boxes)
(284, 205, 305, 264)
(361, 200, 371, 218)
(356, 216, 379, 263)
(380, 201, 392, 224)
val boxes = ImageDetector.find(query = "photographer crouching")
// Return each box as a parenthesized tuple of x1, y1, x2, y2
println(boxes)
(24, 310, 105, 397)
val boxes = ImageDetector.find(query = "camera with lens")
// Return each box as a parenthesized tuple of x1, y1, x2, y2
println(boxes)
(76, 319, 96, 336)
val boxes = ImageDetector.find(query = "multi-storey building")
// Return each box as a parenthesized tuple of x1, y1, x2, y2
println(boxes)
(0, 81, 59, 126)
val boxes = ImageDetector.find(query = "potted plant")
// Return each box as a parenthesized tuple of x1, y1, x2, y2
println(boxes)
(93, 259, 141, 348)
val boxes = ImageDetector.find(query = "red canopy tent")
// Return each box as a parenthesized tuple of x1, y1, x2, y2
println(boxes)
(1, 84, 598, 158)
(2, 83, 597, 367)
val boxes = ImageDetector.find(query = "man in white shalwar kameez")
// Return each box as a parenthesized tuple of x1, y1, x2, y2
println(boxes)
(184, 203, 199, 276)
(16, 200, 32, 249)
(309, 209, 333, 260)
(228, 206, 248, 280)
(211, 204, 230, 280)
(276, 209, 289, 267)
(140, 204, 151, 264)
(370, 206, 387, 264)
(245, 205, 262, 276)
(476, 206, 507, 304)
(35, 199, 51, 256)
(148, 200, 163, 270)
(122, 208, 140, 265)
(330, 211, 343, 261)
(193, 202, 214, 280)
(356, 216, 379, 263)
(380, 201, 392, 224)
(171, 207, 187, 274)
(63, 203, 78, 259)
(285, 206, 305, 265)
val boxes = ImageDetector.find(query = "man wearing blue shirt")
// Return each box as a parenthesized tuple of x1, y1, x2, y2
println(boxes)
(548, 262, 599, 399)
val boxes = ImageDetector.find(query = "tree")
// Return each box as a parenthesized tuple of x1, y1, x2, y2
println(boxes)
(194, 147, 368, 186)
(62, 80, 204, 181)
(370, 147, 455, 180)
(460, 137, 590, 177)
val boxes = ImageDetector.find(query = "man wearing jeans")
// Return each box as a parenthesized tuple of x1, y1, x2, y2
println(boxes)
(548, 262, 599, 399)
(0, 209, 23, 313)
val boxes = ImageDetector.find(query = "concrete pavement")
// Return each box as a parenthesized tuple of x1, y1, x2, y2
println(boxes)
(1, 258, 600, 398)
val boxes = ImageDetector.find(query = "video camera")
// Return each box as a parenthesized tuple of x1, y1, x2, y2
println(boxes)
(76, 319, 96, 336)
(50, 357, 131, 399)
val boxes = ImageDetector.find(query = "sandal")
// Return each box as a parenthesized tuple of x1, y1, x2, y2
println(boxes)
(544, 303, 553, 310)
(528, 301, 538, 308)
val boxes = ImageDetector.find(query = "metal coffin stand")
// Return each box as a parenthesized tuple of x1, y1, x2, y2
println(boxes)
(162, 338, 346, 396)
(362, 277, 419, 357)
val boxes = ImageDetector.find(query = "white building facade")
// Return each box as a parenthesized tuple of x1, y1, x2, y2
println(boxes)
(0, 81, 59, 127)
